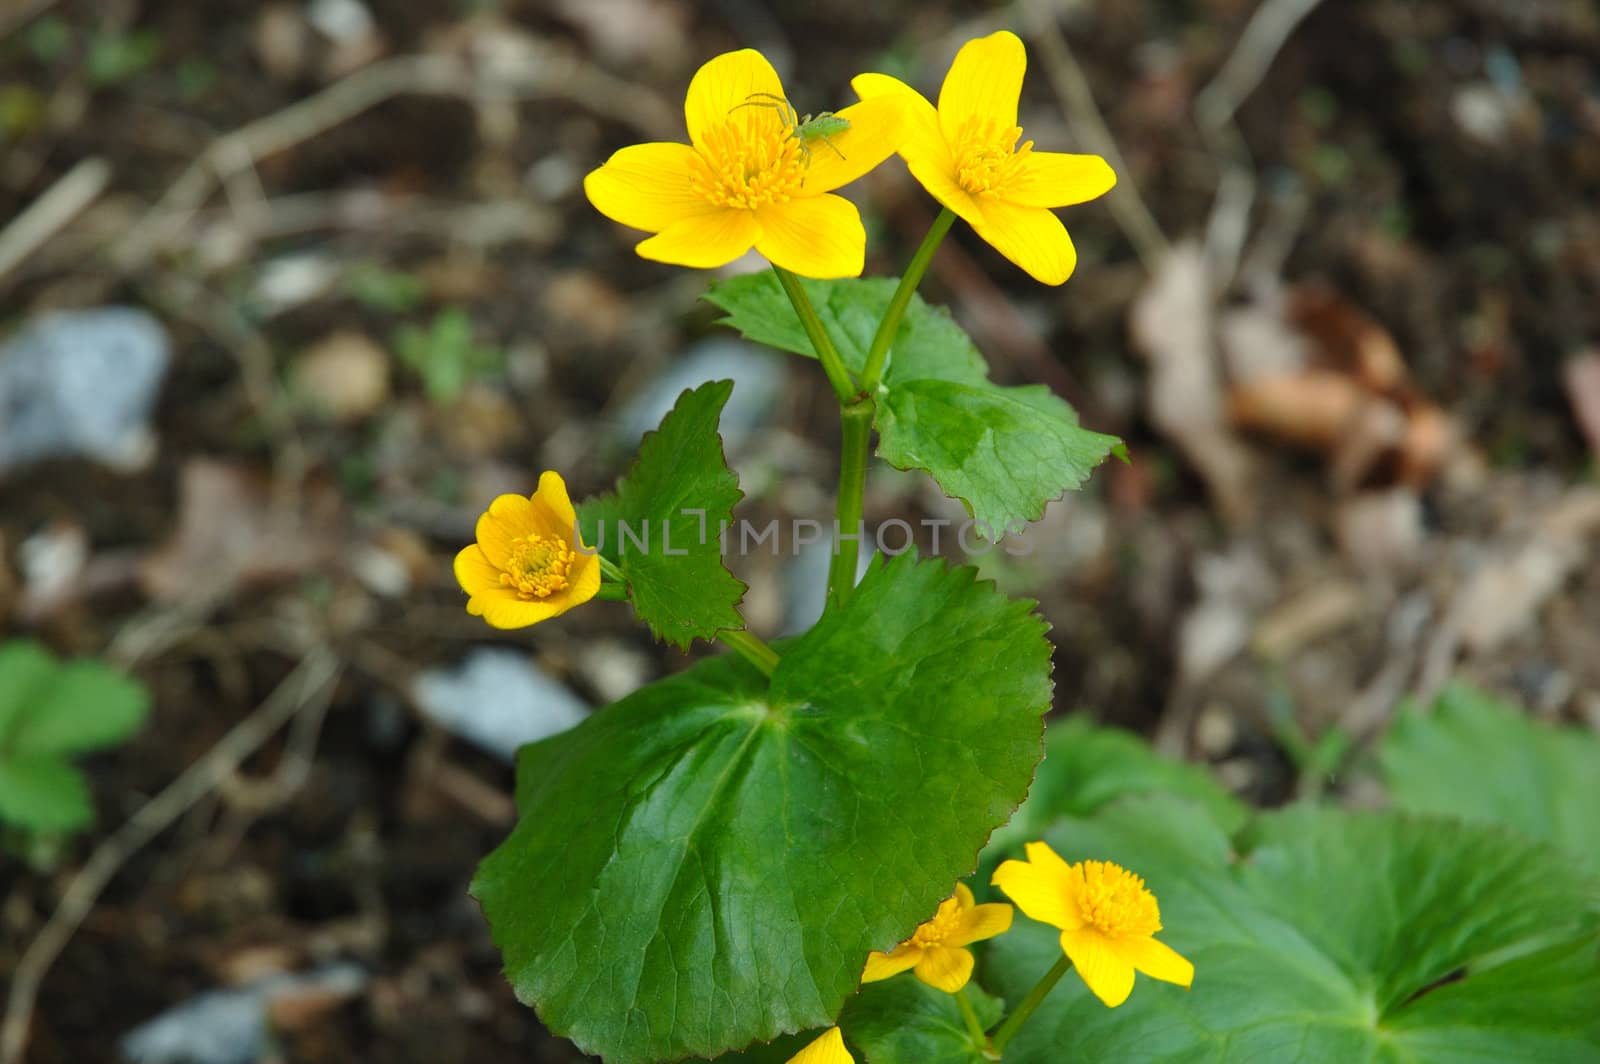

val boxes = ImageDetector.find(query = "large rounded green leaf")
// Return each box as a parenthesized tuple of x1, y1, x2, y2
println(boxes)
(987, 799, 1600, 1063)
(473, 554, 1053, 1063)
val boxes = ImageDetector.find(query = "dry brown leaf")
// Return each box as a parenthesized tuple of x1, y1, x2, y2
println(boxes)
(1290, 287, 1410, 395)
(1563, 351, 1600, 458)
(139, 459, 343, 603)
(1227, 370, 1367, 451)
(1452, 488, 1600, 654)
(1130, 243, 1256, 524)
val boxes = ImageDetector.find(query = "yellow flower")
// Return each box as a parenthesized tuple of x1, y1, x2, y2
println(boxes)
(860, 883, 1013, 993)
(584, 49, 906, 279)
(785, 1026, 853, 1064)
(853, 30, 1115, 285)
(992, 843, 1193, 1007)
(454, 471, 601, 629)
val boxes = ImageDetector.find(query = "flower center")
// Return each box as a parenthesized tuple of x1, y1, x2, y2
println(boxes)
(689, 115, 808, 210)
(910, 899, 964, 948)
(1075, 860, 1162, 939)
(951, 116, 1032, 197)
(500, 533, 574, 600)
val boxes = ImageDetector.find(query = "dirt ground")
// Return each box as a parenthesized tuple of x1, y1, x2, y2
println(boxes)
(4, 0, 1600, 1061)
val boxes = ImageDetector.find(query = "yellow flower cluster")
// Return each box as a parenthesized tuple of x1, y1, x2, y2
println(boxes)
(585, 31, 1114, 285)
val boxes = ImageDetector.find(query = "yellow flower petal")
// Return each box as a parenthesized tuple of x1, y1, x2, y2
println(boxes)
(852, 73, 954, 181)
(798, 95, 908, 194)
(478, 595, 570, 630)
(755, 193, 864, 279)
(951, 901, 1013, 947)
(1060, 928, 1136, 1008)
(636, 209, 761, 269)
(786, 1026, 854, 1064)
(476, 494, 536, 568)
(1120, 935, 1194, 989)
(528, 470, 581, 542)
(952, 881, 976, 908)
(913, 944, 974, 993)
(861, 943, 922, 983)
(584, 142, 715, 233)
(567, 545, 602, 599)
(993, 843, 1079, 930)
(685, 48, 785, 154)
(937, 31, 1026, 145)
(969, 198, 1078, 285)
(1004, 151, 1117, 209)
(453, 543, 502, 598)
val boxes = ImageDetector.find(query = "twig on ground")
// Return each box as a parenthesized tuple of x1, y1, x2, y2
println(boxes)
(0, 157, 110, 284)
(0, 648, 344, 1064)
(1194, 0, 1327, 288)
(1023, 0, 1170, 272)
(111, 47, 674, 270)
(0, 0, 58, 42)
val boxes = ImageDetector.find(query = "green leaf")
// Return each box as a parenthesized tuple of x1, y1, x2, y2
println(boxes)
(981, 715, 1246, 876)
(705, 275, 988, 386)
(474, 554, 1053, 1064)
(6, 660, 150, 757)
(0, 641, 148, 836)
(1379, 682, 1600, 877)
(705, 274, 1120, 535)
(841, 978, 1003, 1064)
(578, 380, 747, 648)
(874, 380, 1119, 537)
(987, 798, 1600, 1063)
(0, 756, 93, 833)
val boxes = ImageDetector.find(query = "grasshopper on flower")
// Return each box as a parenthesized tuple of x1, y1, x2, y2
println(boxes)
(730, 91, 850, 167)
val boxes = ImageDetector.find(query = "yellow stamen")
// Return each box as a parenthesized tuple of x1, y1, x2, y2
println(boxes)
(951, 116, 1032, 197)
(689, 115, 808, 210)
(910, 897, 964, 947)
(499, 533, 575, 600)
(1075, 860, 1162, 939)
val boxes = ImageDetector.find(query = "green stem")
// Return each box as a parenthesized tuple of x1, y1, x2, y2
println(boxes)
(716, 629, 780, 677)
(827, 398, 873, 608)
(989, 953, 1074, 1056)
(595, 583, 627, 601)
(771, 265, 858, 404)
(598, 555, 625, 583)
(956, 987, 991, 1051)
(858, 208, 955, 394)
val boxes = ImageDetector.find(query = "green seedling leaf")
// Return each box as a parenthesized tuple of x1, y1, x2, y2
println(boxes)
(1380, 682, 1600, 877)
(393, 308, 501, 402)
(474, 553, 1053, 1064)
(706, 274, 1121, 535)
(987, 798, 1600, 1063)
(579, 380, 746, 648)
(0, 640, 149, 835)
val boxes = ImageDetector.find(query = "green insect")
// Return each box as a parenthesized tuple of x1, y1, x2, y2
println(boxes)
(730, 92, 850, 166)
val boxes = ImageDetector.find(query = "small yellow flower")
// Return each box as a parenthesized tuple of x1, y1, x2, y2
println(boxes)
(584, 49, 907, 278)
(454, 471, 601, 629)
(785, 1026, 853, 1064)
(860, 883, 1013, 993)
(992, 843, 1193, 1007)
(853, 31, 1116, 285)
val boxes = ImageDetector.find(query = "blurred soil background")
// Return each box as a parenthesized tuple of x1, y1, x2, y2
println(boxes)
(3, 0, 1600, 1060)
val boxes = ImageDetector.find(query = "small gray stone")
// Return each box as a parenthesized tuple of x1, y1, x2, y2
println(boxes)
(0, 307, 171, 476)
(617, 338, 784, 453)
(120, 965, 365, 1064)
(411, 648, 588, 760)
